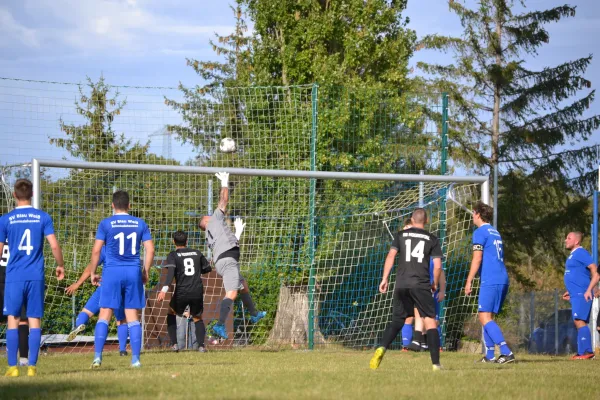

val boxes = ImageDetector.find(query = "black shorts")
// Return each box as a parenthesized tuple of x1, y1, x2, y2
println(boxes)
(392, 287, 436, 321)
(169, 291, 204, 317)
(0, 282, 26, 322)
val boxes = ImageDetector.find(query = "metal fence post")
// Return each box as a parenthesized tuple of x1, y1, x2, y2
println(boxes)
(530, 292, 535, 345)
(441, 93, 448, 175)
(419, 170, 424, 207)
(592, 191, 599, 350)
(554, 289, 559, 355)
(307, 83, 318, 350)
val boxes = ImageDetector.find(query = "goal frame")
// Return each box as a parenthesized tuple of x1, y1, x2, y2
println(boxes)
(31, 158, 489, 350)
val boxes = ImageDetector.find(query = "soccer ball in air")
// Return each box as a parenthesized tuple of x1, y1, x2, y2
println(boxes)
(219, 138, 236, 153)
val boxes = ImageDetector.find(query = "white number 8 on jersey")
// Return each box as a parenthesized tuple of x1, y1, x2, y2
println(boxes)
(184, 258, 195, 276)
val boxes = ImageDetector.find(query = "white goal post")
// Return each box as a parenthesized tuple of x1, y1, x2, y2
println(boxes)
(28, 158, 488, 351)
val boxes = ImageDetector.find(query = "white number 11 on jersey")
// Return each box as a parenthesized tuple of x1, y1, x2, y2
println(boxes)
(114, 232, 137, 255)
(405, 239, 425, 263)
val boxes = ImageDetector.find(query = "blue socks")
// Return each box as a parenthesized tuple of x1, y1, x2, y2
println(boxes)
(28, 328, 41, 367)
(484, 321, 511, 355)
(484, 326, 495, 360)
(577, 326, 592, 355)
(6, 329, 18, 367)
(75, 312, 90, 327)
(117, 324, 128, 352)
(401, 323, 413, 346)
(128, 321, 142, 364)
(94, 319, 109, 360)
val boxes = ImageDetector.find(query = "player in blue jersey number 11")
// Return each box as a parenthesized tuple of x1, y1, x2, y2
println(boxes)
(88, 190, 154, 369)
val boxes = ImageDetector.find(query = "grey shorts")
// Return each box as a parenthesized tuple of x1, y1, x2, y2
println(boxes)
(215, 257, 245, 292)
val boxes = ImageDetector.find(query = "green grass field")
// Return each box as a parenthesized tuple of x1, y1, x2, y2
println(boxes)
(0, 350, 596, 399)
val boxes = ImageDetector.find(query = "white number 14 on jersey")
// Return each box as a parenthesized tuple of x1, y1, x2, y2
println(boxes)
(405, 239, 425, 263)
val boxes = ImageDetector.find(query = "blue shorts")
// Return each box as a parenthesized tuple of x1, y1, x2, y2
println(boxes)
(3, 280, 45, 318)
(478, 284, 508, 314)
(433, 292, 440, 321)
(84, 287, 126, 321)
(570, 295, 592, 322)
(100, 268, 145, 310)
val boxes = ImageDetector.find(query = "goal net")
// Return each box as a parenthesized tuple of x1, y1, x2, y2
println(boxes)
(17, 160, 485, 352)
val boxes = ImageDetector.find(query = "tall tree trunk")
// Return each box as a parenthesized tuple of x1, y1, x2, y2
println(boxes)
(492, 8, 503, 208)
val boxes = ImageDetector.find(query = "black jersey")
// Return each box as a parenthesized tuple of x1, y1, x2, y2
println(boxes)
(164, 247, 210, 297)
(391, 227, 443, 289)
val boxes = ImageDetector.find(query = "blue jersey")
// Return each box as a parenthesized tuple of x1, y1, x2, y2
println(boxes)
(95, 213, 151, 269)
(0, 206, 54, 283)
(472, 224, 509, 287)
(429, 259, 434, 284)
(564, 247, 594, 295)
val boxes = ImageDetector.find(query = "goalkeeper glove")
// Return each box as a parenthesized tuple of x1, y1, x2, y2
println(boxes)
(234, 217, 246, 240)
(215, 172, 229, 188)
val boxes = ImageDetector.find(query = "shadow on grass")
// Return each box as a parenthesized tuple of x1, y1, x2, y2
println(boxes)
(0, 381, 129, 399)
(512, 358, 569, 364)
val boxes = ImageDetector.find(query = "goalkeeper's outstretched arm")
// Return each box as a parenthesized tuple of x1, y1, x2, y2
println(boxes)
(215, 172, 230, 212)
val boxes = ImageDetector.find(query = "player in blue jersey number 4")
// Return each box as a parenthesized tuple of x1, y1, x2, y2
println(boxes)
(88, 190, 155, 369)
(0, 179, 65, 377)
(465, 202, 514, 364)
(562, 232, 599, 360)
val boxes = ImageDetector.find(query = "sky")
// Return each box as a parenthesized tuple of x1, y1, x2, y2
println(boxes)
(0, 0, 599, 169)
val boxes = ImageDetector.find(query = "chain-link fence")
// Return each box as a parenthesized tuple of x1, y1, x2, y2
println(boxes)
(457, 290, 598, 355)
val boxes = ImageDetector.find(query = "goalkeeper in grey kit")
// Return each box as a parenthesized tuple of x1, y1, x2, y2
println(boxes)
(198, 172, 266, 339)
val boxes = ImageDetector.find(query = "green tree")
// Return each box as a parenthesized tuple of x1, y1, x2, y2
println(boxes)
(417, 1, 599, 288)
(245, 0, 416, 87)
(165, 5, 252, 161)
(417, 1, 599, 185)
(167, 1, 443, 345)
(52, 76, 153, 163)
(43, 77, 202, 336)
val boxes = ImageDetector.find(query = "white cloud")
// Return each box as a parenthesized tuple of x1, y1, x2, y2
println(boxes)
(0, 8, 39, 48)
(10, 0, 234, 55)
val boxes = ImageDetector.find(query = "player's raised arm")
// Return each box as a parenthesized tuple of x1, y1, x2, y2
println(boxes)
(215, 172, 230, 212)
(46, 234, 64, 281)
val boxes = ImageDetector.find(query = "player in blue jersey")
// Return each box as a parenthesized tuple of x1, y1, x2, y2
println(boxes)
(562, 231, 598, 360)
(0, 239, 30, 367)
(465, 202, 514, 364)
(88, 190, 154, 369)
(0, 179, 65, 377)
(64, 246, 128, 355)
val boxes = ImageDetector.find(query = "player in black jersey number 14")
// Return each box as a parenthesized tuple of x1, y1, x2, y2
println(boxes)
(370, 208, 444, 371)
